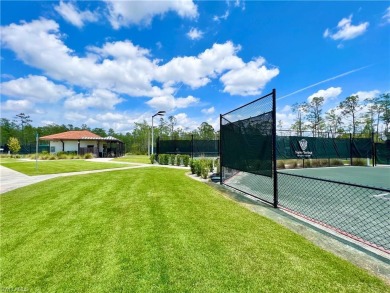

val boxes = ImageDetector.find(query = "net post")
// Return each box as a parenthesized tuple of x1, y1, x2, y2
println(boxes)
(219, 114, 223, 185)
(272, 89, 278, 208)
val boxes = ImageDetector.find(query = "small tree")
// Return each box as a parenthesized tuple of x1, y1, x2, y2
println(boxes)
(304, 97, 324, 137)
(7, 137, 21, 154)
(339, 95, 362, 138)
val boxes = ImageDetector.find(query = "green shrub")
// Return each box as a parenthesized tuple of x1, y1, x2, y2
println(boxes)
(277, 160, 285, 169)
(182, 155, 190, 167)
(190, 159, 196, 174)
(290, 160, 298, 168)
(311, 159, 320, 167)
(352, 158, 366, 166)
(304, 159, 311, 168)
(208, 159, 214, 172)
(49, 155, 57, 160)
(176, 155, 181, 166)
(7, 137, 21, 154)
(159, 154, 169, 165)
(215, 158, 220, 174)
(57, 152, 68, 160)
(170, 154, 176, 165)
(150, 154, 156, 164)
(194, 160, 202, 176)
(84, 153, 94, 159)
(320, 159, 329, 167)
(330, 159, 344, 166)
(201, 162, 209, 179)
(40, 154, 50, 160)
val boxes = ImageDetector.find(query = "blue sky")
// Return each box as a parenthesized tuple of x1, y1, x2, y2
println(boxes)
(1, 1, 389, 133)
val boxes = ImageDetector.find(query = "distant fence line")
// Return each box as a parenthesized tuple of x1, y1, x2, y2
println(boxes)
(156, 136, 219, 158)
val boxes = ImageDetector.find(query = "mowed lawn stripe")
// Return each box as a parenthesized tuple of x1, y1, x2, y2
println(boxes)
(0, 160, 132, 175)
(1, 168, 389, 292)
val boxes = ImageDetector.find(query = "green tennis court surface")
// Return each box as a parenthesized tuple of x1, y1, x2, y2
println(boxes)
(280, 166, 390, 190)
(223, 167, 390, 252)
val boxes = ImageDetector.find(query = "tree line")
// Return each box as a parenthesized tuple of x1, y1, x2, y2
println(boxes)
(2, 92, 388, 154)
(283, 93, 390, 140)
(0, 114, 218, 155)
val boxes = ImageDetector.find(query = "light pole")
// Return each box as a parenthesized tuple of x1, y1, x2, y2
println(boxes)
(151, 110, 166, 155)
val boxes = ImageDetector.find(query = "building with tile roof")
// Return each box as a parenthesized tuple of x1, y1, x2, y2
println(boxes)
(40, 130, 124, 157)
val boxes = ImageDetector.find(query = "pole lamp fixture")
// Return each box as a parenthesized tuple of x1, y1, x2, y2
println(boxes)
(151, 110, 166, 155)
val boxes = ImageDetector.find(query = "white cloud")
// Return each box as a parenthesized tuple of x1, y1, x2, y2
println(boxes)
(351, 90, 380, 100)
(64, 89, 124, 110)
(0, 20, 166, 97)
(1, 19, 279, 105)
(383, 7, 390, 24)
(307, 87, 342, 103)
(96, 112, 126, 121)
(276, 111, 295, 130)
(213, 10, 229, 22)
(280, 105, 292, 113)
(146, 95, 199, 111)
(1, 75, 73, 102)
(1, 99, 34, 112)
(156, 41, 244, 88)
(323, 15, 369, 41)
(173, 112, 199, 131)
(220, 57, 279, 96)
(64, 111, 88, 121)
(54, 1, 98, 28)
(105, 0, 198, 29)
(201, 106, 215, 114)
(187, 28, 203, 40)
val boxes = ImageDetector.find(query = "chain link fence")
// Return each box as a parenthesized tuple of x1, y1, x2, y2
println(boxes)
(278, 172, 390, 252)
(219, 89, 389, 254)
(220, 90, 277, 206)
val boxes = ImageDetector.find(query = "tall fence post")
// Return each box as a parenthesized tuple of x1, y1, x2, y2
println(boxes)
(191, 135, 194, 159)
(156, 136, 160, 159)
(371, 132, 375, 167)
(219, 114, 223, 185)
(349, 133, 353, 166)
(272, 89, 278, 208)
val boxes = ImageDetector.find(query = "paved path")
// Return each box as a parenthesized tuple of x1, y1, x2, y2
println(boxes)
(0, 160, 190, 194)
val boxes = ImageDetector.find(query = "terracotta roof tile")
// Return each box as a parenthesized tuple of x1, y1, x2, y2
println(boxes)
(40, 130, 102, 141)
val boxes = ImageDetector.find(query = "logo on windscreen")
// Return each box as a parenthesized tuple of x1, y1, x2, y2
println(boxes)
(299, 139, 308, 151)
(295, 139, 312, 158)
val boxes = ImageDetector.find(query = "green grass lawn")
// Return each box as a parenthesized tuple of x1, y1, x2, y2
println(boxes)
(1, 168, 389, 292)
(112, 154, 150, 164)
(0, 157, 25, 164)
(0, 160, 131, 175)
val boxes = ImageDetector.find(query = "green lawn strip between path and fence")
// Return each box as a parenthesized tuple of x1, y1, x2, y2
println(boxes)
(0, 160, 132, 175)
(1, 168, 388, 292)
(112, 155, 150, 164)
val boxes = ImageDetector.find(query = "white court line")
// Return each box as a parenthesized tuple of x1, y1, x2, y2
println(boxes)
(371, 193, 390, 200)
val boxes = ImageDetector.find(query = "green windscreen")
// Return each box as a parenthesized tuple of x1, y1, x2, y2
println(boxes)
(375, 142, 390, 164)
(221, 115, 272, 177)
(276, 136, 372, 160)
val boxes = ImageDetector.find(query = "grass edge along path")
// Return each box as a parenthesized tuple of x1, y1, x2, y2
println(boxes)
(0, 160, 133, 176)
(1, 168, 389, 292)
(112, 154, 150, 164)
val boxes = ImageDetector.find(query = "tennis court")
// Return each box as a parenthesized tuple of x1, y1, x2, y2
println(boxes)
(280, 166, 390, 190)
(279, 167, 390, 252)
(223, 167, 390, 253)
